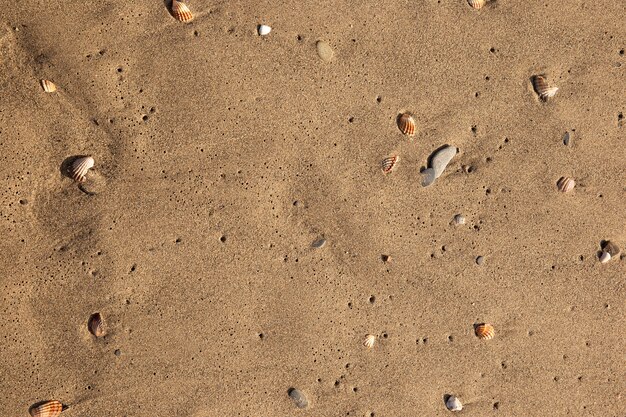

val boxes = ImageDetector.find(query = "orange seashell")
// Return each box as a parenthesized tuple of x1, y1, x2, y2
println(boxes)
(29, 400, 63, 417)
(474, 323, 495, 340)
(397, 113, 416, 136)
(381, 156, 399, 174)
(172, 0, 193, 22)
(556, 176, 575, 193)
(88, 312, 105, 337)
(41, 79, 57, 93)
(70, 156, 94, 183)
(532, 75, 558, 100)
(467, 0, 486, 9)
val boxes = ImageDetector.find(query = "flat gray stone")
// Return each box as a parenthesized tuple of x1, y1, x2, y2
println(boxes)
(431, 146, 457, 178)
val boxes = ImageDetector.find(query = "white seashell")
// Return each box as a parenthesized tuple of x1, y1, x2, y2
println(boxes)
(599, 251, 611, 263)
(41, 79, 57, 93)
(171, 0, 193, 22)
(70, 156, 95, 182)
(431, 146, 457, 178)
(257, 24, 271, 36)
(453, 214, 466, 225)
(445, 395, 463, 411)
(363, 334, 376, 349)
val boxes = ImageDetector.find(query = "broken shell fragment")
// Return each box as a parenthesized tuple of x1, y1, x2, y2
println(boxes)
(381, 156, 400, 174)
(445, 395, 463, 411)
(257, 24, 271, 36)
(475, 323, 495, 340)
(29, 400, 63, 417)
(556, 176, 575, 193)
(363, 334, 376, 349)
(171, 0, 193, 22)
(599, 251, 611, 263)
(41, 79, 57, 93)
(601, 241, 620, 257)
(467, 0, 486, 9)
(532, 75, 558, 100)
(397, 113, 416, 136)
(288, 388, 308, 408)
(88, 312, 105, 337)
(70, 156, 95, 183)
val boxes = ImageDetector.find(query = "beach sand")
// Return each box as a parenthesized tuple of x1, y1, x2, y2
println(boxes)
(0, 1, 624, 415)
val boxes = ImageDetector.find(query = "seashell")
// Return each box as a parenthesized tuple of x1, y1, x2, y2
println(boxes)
(532, 75, 558, 101)
(88, 312, 105, 337)
(601, 241, 620, 257)
(41, 79, 57, 93)
(467, 0, 486, 9)
(29, 400, 63, 417)
(556, 176, 575, 193)
(316, 41, 334, 62)
(599, 251, 611, 263)
(421, 168, 436, 187)
(363, 334, 376, 349)
(431, 146, 457, 178)
(257, 24, 271, 36)
(475, 323, 495, 340)
(445, 395, 463, 411)
(288, 388, 308, 408)
(381, 156, 400, 174)
(171, 0, 193, 22)
(311, 238, 326, 248)
(397, 113, 416, 136)
(70, 156, 94, 182)
(453, 214, 466, 225)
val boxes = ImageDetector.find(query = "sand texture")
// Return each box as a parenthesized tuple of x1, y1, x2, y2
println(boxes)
(0, 0, 625, 416)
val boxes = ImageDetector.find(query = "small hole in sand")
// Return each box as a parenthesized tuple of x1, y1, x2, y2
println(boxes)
(19, 199, 28, 205)
(220, 235, 227, 243)
(348, 117, 354, 123)
(447, 335, 454, 342)
(369, 295, 376, 304)
(376, 96, 382, 103)
(493, 402, 500, 410)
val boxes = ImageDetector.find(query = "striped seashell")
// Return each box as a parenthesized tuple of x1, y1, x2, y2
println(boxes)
(475, 323, 495, 340)
(41, 79, 57, 93)
(467, 0, 486, 9)
(88, 312, 105, 337)
(363, 334, 376, 349)
(30, 400, 63, 417)
(397, 113, 416, 136)
(381, 156, 399, 174)
(556, 176, 575, 193)
(70, 156, 94, 182)
(532, 75, 558, 100)
(599, 251, 611, 263)
(171, 0, 193, 22)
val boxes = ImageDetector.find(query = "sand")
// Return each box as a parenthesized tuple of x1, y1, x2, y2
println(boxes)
(0, 0, 624, 416)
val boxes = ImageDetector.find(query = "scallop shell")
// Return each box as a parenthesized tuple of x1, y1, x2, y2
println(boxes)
(475, 323, 495, 340)
(599, 251, 611, 263)
(397, 113, 416, 136)
(467, 0, 486, 9)
(445, 395, 463, 412)
(88, 312, 105, 337)
(41, 79, 57, 93)
(70, 156, 94, 182)
(363, 334, 376, 349)
(532, 75, 558, 100)
(257, 24, 271, 36)
(30, 401, 63, 417)
(171, 0, 193, 22)
(381, 156, 400, 174)
(601, 241, 620, 257)
(556, 176, 575, 193)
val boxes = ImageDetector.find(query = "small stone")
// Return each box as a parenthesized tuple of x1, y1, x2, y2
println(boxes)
(316, 41, 334, 62)
(453, 214, 466, 225)
(288, 388, 308, 408)
(431, 146, 458, 178)
(445, 395, 463, 411)
(563, 131, 572, 146)
(312, 238, 326, 248)
(257, 24, 271, 36)
(476, 256, 484, 265)
(421, 168, 436, 187)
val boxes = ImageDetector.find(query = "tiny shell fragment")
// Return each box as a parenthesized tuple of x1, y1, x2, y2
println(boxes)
(467, 0, 486, 9)
(381, 156, 400, 174)
(171, 0, 193, 22)
(316, 41, 334, 62)
(288, 388, 308, 408)
(599, 251, 611, 263)
(556, 176, 575, 193)
(88, 312, 105, 337)
(70, 156, 95, 183)
(257, 24, 271, 36)
(453, 214, 466, 225)
(363, 334, 376, 349)
(475, 323, 495, 340)
(41, 79, 57, 93)
(29, 400, 63, 417)
(445, 395, 463, 411)
(532, 75, 558, 100)
(397, 113, 416, 136)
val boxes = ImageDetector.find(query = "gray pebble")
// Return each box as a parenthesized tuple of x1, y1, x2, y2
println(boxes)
(421, 168, 436, 187)
(563, 131, 572, 146)
(311, 238, 326, 248)
(288, 388, 308, 408)
(431, 146, 457, 178)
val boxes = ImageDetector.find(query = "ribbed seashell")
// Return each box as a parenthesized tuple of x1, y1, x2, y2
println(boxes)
(532, 75, 558, 100)
(381, 156, 399, 174)
(88, 312, 105, 337)
(30, 400, 63, 417)
(171, 0, 193, 22)
(601, 241, 620, 257)
(70, 156, 94, 182)
(397, 113, 416, 136)
(556, 176, 575, 193)
(363, 334, 376, 349)
(41, 79, 57, 93)
(257, 24, 271, 36)
(475, 323, 495, 340)
(445, 395, 463, 411)
(467, 0, 486, 9)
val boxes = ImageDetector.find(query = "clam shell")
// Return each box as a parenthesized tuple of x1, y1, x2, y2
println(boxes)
(602, 241, 620, 256)
(599, 251, 611, 263)
(532, 75, 558, 100)
(467, 0, 486, 9)
(88, 312, 105, 337)
(453, 214, 466, 225)
(556, 176, 575, 193)
(397, 113, 416, 136)
(172, 0, 193, 22)
(288, 388, 308, 408)
(29, 401, 63, 417)
(363, 334, 376, 349)
(445, 395, 463, 411)
(381, 156, 399, 174)
(257, 24, 271, 36)
(475, 323, 495, 340)
(41, 79, 57, 93)
(70, 156, 94, 183)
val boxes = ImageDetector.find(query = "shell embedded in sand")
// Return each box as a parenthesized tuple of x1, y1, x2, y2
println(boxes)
(475, 323, 495, 340)
(397, 113, 416, 136)
(88, 312, 105, 337)
(41, 79, 57, 93)
(288, 388, 308, 408)
(467, 0, 486, 9)
(453, 214, 466, 225)
(601, 241, 620, 257)
(532, 75, 558, 100)
(381, 156, 400, 174)
(363, 334, 376, 349)
(70, 156, 95, 182)
(445, 395, 463, 411)
(556, 176, 575, 193)
(257, 24, 271, 36)
(171, 0, 193, 22)
(316, 41, 334, 62)
(29, 401, 63, 417)
(599, 251, 611, 263)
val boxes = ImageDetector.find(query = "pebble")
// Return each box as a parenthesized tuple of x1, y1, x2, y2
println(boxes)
(316, 41, 334, 62)
(563, 131, 572, 146)
(453, 214, 465, 225)
(421, 168, 436, 187)
(312, 238, 326, 248)
(257, 24, 271, 36)
(431, 146, 457, 178)
(288, 388, 308, 408)
(445, 395, 463, 411)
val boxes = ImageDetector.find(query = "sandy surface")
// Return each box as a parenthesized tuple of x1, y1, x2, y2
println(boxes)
(1, 1, 625, 416)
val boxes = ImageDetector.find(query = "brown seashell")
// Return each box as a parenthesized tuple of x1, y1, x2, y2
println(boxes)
(532, 75, 558, 101)
(475, 323, 495, 340)
(601, 241, 620, 257)
(88, 312, 105, 337)
(467, 0, 486, 9)
(556, 176, 575, 193)
(41, 79, 57, 93)
(397, 113, 416, 136)
(70, 156, 94, 183)
(381, 156, 400, 174)
(29, 400, 63, 417)
(363, 334, 376, 349)
(171, 0, 193, 22)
